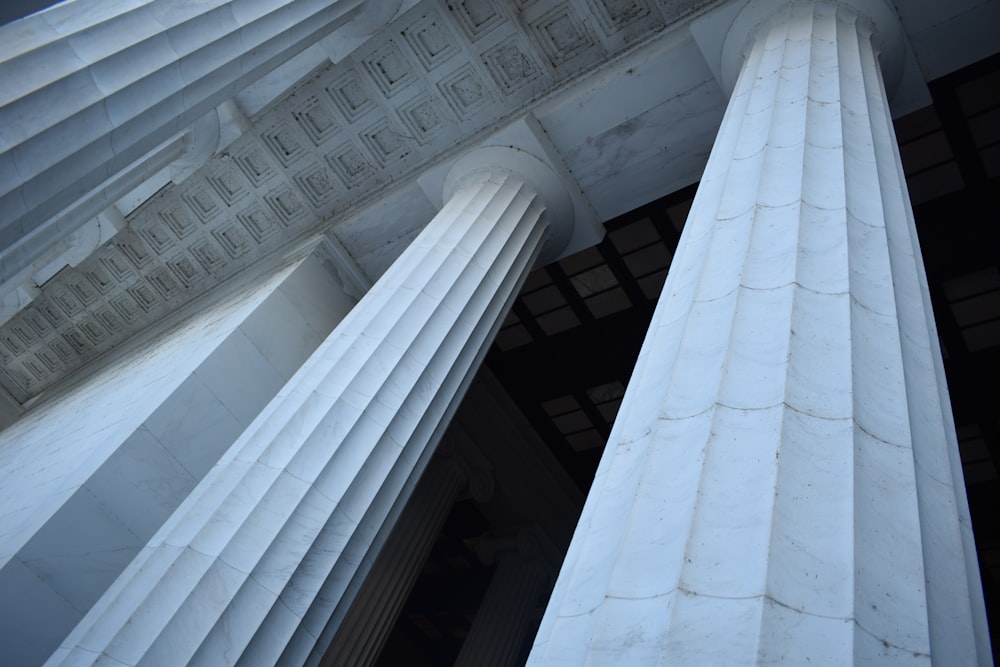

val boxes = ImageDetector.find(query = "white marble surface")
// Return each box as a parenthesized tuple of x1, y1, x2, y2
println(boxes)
(0, 0, 379, 286)
(232, 0, 424, 119)
(239, 290, 319, 379)
(195, 329, 285, 425)
(0, 556, 82, 667)
(0, 261, 290, 568)
(0, 251, 354, 666)
(85, 426, 200, 539)
(0, 0, 994, 663)
(320, 458, 467, 667)
(3, 0, 996, 408)
(18, 488, 143, 612)
(45, 152, 565, 665)
(0, 272, 281, 667)
(542, 37, 727, 221)
(529, 3, 991, 664)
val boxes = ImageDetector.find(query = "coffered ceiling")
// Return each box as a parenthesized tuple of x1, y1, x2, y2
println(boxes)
(1, 0, 997, 411)
(0, 0, 721, 403)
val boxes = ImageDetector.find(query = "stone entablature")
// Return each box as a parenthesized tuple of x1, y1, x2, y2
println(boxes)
(0, 0, 711, 403)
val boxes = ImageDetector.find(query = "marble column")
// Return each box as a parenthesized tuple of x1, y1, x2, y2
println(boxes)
(529, 2, 991, 665)
(455, 530, 551, 667)
(46, 146, 573, 666)
(319, 456, 491, 667)
(0, 0, 396, 283)
(0, 248, 355, 667)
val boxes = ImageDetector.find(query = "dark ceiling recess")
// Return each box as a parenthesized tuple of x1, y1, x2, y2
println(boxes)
(376, 500, 496, 667)
(485, 183, 695, 490)
(377, 52, 1000, 665)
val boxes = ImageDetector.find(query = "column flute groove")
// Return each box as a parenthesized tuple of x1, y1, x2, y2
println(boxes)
(456, 530, 552, 667)
(316, 457, 478, 667)
(529, 2, 991, 665)
(44, 147, 574, 667)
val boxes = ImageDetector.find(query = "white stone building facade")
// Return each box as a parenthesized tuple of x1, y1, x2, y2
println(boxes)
(0, 0, 997, 664)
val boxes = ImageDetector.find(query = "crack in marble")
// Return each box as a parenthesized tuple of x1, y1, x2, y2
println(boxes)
(854, 420, 910, 450)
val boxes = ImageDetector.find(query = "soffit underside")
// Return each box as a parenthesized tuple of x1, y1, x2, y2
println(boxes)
(0, 0, 722, 403)
(2, 0, 998, 405)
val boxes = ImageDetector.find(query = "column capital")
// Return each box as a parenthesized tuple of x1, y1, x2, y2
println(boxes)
(417, 115, 601, 264)
(722, 1, 905, 94)
(692, 0, 907, 100)
(48, 135, 557, 665)
(444, 145, 575, 265)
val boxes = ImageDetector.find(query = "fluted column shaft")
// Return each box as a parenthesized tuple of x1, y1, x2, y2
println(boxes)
(318, 457, 472, 667)
(455, 532, 550, 667)
(45, 155, 560, 666)
(529, 3, 990, 665)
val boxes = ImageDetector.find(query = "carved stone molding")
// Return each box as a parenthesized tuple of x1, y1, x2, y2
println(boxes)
(0, 0, 708, 402)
